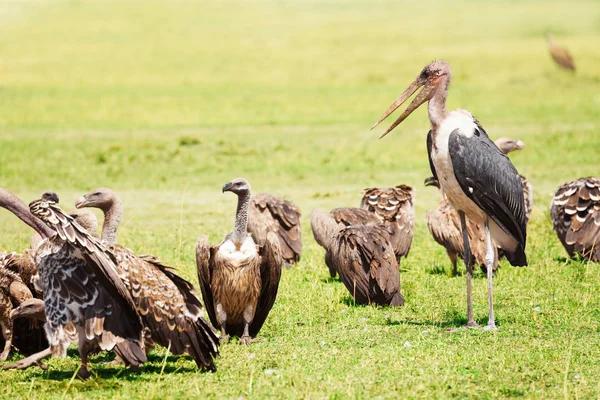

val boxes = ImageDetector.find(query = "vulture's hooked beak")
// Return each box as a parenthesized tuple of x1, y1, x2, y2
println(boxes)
(424, 176, 440, 188)
(515, 140, 525, 150)
(222, 182, 233, 193)
(75, 195, 88, 209)
(371, 75, 434, 139)
(10, 306, 22, 320)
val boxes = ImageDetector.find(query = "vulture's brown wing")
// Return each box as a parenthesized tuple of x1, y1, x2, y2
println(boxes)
(550, 46, 575, 70)
(360, 185, 415, 258)
(331, 225, 403, 306)
(552, 177, 600, 260)
(521, 175, 533, 223)
(29, 200, 142, 337)
(249, 194, 302, 264)
(250, 232, 282, 337)
(331, 207, 380, 227)
(196, 235, 219, 330)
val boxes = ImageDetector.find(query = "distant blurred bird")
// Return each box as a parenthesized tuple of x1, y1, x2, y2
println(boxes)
(310, 209, 404, 307)
(248, 193, 302, 267)
(546, 34, 575, 71)
(359, 185, 415, 261)
(550, 177, 600, 262)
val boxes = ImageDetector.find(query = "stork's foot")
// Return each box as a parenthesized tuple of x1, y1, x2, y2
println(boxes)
(483, 323, 498, 331)
(239, 336, 266, 345)
(77, 365, 92, 380)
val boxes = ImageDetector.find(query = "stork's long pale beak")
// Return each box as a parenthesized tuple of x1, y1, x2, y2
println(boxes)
(371, 77, 434, 138)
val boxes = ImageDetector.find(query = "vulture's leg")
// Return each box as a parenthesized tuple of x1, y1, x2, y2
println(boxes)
(459, 211, 477, 328)
(447, 250, 458, 277)
(483, 219, 498, 331)
(2, 347, 51, 370)
(216, 304, 229, 343)
(0, 320, 12, 361)
(77, 331, 93, 380)
(239, 306, 264, 345)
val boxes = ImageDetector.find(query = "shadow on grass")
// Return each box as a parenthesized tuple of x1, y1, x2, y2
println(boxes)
(385, 317, 503, 330)
(321, 276, 340, 284)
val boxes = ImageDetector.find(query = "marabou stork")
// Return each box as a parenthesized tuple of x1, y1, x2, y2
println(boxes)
(371, 60, 527, 330)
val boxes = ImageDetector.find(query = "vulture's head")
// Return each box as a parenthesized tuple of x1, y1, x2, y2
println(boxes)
(424, 176, 441, 189)
(222, 178, 251, 196)
(10, 298, 45, 321)
(494, 137, 525, 155)
(76, 188, 119, 211)
(41, 191, 59, 204)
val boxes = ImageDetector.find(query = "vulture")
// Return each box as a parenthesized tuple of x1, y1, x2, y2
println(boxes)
(360, 185, 415, 260)
(424, 177, 497, 276)
(0, 190, 146, 378)
(0, 198, 99, 364)
(196, 178, 283, 344)
(546, 34, 575, 71)
(312, 207, 380, 278)
(550, 177, 600, 261)
(75, 187, 220, 370)
(248, 193, 302, 266)
(310, 209, 404, 307)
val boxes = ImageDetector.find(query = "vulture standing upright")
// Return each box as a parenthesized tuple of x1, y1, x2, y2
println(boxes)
(360, 185, 415, 260)
(196, 178, 283, 344)
(75, 187, 220, 370)
(310, 209, 404, 307)
(248, 193, 302, 266)
(550, 177, 600, 261)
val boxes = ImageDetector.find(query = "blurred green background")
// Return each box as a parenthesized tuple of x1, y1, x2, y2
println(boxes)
(0, 0, 599, 398)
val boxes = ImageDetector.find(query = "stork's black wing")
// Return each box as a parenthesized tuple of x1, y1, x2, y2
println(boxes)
(448, 125, 527, 266)
(426, 130, 438, 181)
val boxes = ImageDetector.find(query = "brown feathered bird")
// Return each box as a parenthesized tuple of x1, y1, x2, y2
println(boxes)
(546, 34, 575, 71)
(310, 209, 404, 307)
(360, 185, 415, 260)
(424, 177, 497, 276)
(75, 187, 220, 370)
(550, 177, 600, 261)
(248, 193, 302, 266)
(196, 178, 283, 344)
(1, 191, 147, 379)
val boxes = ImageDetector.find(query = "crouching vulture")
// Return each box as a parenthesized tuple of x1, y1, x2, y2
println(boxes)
(75, 187, 220, 370)
(311, 209, 404, 307)
(248, 193, 302, 266)
(196, 178, 283, 344)
(550, 177, 600, 261)
(360, 185, 415, 261)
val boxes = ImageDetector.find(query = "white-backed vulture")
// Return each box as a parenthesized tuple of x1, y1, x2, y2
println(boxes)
(310, 209, 404, 307)
(75, 187, 220, 370)
(0, 190, 146, 378)
(196, 178, 283, 344)
(360, 185, 415, 260)
(550, 177, 600, 261)
(546, 34, 575, 71)
(248, 193, 302, 266)
(424, 177, 497, 276)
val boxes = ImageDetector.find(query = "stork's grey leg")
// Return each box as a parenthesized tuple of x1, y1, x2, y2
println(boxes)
(484, 219, 498, 331)
(459, 211, 477, 328)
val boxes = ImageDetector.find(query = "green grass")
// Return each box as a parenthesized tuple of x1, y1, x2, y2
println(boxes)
(1, 0, 599, 398)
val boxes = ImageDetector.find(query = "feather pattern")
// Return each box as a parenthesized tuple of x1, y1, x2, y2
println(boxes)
(550, 177, 600, 261)
(248, 193, 302, 265)
(360, 185, 415, 259)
